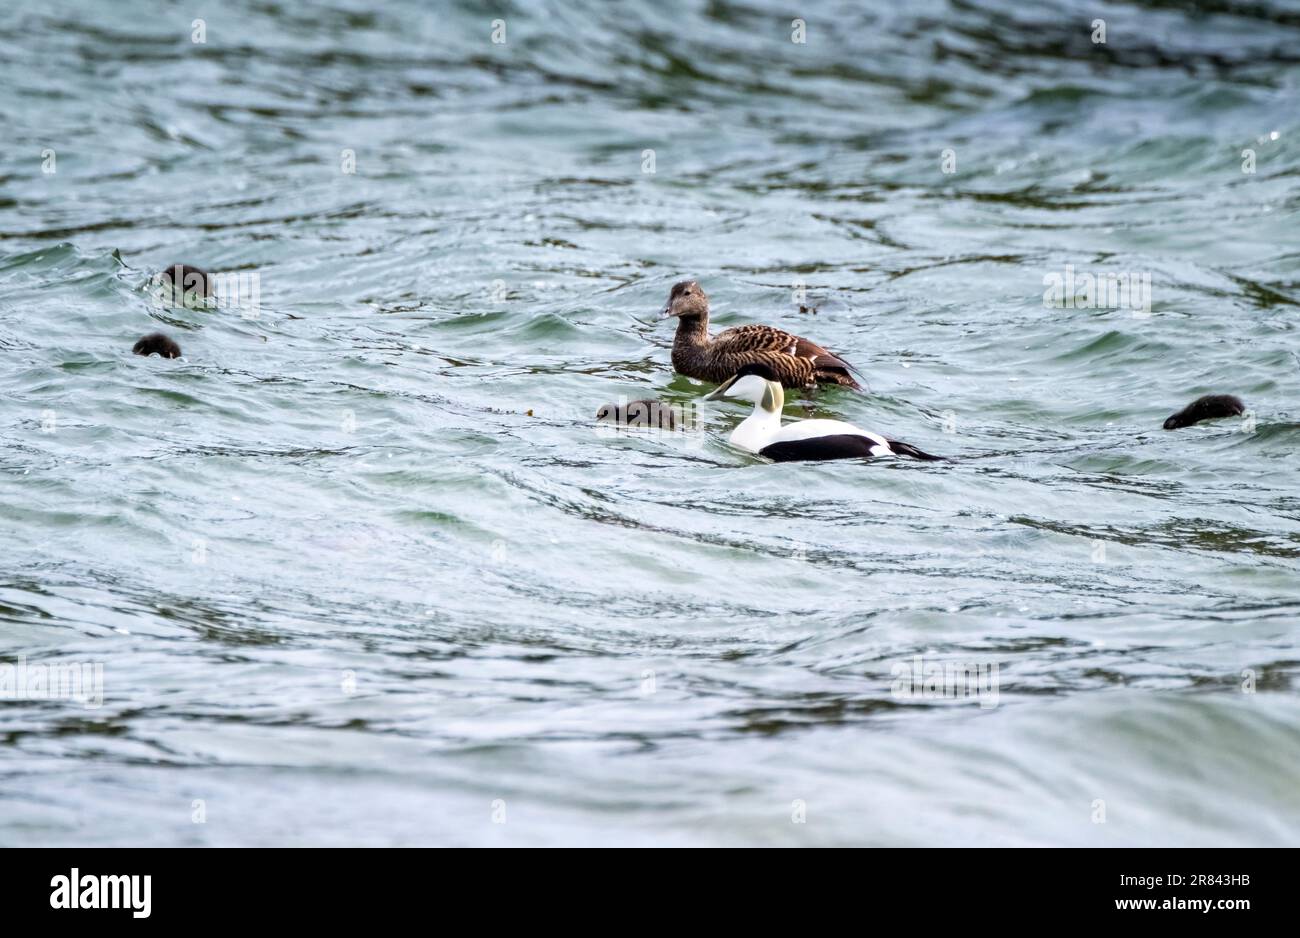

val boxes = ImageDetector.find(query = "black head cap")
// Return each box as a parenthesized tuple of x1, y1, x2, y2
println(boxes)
(734, 362, 781, 383)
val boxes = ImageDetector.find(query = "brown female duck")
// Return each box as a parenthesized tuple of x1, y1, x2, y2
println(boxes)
(661, 280, 861, 390)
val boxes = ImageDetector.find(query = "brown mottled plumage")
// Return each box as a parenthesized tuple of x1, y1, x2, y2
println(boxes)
(661, 280, 861, 390)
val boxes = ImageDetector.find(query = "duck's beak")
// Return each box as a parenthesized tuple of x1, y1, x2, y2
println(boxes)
(659, 303, 674, 320)
(704, 374, 738, 400)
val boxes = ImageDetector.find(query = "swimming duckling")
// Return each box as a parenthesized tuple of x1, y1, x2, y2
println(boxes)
(152, 263, 214, 309)
(662, 280, 861, 390)
(706, 363, 941, 462)
(1163, 394, 1245, 429)
(595, 398, 678, 429)
(159, 263, 213, 297)
(132, 332, 182, 358)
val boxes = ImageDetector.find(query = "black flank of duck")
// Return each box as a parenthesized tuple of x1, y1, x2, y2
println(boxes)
(661, 280, 862, 390)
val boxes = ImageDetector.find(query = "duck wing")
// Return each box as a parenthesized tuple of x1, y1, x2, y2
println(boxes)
(712, 325, 862, 389)
(712, 324, 802, 356)
(785, 332, 857, 379)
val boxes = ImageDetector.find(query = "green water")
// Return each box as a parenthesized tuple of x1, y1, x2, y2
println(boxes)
(1, 0, 1298, 846)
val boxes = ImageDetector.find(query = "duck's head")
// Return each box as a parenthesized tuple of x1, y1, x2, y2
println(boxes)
(660, 280, 708, 319)
(132, 332, 182, 359)
(160, 263, 213, 297)
(151, 263, 214, 310)
(705, 362, 784, 411)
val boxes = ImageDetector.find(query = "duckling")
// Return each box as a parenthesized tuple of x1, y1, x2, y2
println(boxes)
(706, 363, 941, 462)
(159, 263, 213, 298)
(152, 263, 214, 309)
(595, 398, 677, 429)
(132, 332, 182, 358)
(662, 280, 861, 390)
(1163, 394, 1245, 429)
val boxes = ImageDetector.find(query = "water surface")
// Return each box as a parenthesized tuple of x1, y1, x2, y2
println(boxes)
(1, 0, 1298, 846)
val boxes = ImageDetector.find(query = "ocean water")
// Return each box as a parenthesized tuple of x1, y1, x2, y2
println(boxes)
(1, 0, 1298, 847)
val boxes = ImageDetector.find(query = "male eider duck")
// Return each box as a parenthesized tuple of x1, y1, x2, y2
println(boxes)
(707, 363, 941, 463)
(1163, 394, 1245, 429)
(662, 280, 862, 390)
(133, 332, 182, 359)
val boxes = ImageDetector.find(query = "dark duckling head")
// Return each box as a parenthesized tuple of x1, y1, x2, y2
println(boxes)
(595, 398, 676, 429)
(661, 280, 708, 319)
(133, 332, 182, 359)
(159, 263, 214, 298)
(1163, 394, 1245, 430)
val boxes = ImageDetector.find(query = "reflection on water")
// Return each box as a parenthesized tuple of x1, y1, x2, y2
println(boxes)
(0, 0, 1298, 846)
